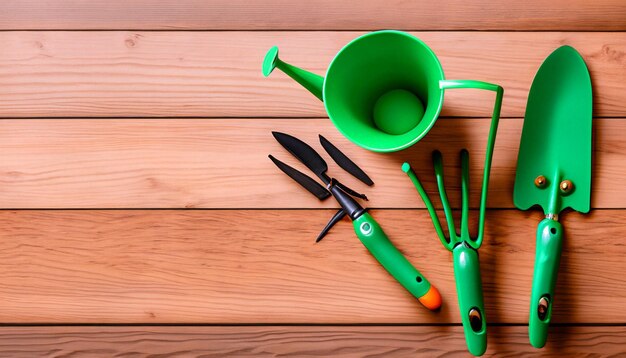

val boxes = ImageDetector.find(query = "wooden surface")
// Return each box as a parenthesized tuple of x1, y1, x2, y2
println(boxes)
(0, 1, 624, 356)
(0, 326, 623, 357)
(0, 1, 625, 31)
(0, 32, 625, 118)
(0, 118, 623, 209)
(0, 210, 624, 324)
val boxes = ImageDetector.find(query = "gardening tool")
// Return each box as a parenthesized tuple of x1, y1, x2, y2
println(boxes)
(513, 46, 592, 348)
(263, 30, 505, 153)
(402, 89, 503, 355)
(319, 134, 373, 186)
(269, 132, 442, 311)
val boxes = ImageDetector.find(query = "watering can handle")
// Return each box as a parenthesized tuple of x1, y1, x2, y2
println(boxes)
(440, 79, 501, 92)
(452, 243, 487, 356)
(438, 79, 503, 246)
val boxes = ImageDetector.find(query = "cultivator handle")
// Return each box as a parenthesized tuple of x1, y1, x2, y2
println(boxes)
(453, 243, 487, 356)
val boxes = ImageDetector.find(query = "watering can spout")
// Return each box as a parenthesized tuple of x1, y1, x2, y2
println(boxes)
(262, 46, 324, 101)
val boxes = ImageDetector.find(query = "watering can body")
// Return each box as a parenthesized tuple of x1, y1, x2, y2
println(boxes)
(264, 30, 500, 153)
(263, 30, 448, 152)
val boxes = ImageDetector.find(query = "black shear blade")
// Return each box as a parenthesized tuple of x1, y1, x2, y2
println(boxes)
(272, 131, 329, 183)
(268, 155, 330, 200)
(319, 135, 374, 186)
(316, 209, 346, 243)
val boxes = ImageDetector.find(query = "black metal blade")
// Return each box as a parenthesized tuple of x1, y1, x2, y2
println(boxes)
(272, 132, 329, 184)
(319, 135, 374, 186)
(334, 180, 368, 201)
(316, 209, 347, 243)
(268, 155, 330, 200)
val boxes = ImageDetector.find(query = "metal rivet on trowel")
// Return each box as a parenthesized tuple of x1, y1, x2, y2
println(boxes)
(534, 175, 547, 188)
(469, 308, 483, 332)
(559, 180, 573, 194)
(538, 296, 550, 320)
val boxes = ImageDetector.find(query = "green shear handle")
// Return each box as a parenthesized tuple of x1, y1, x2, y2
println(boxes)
(529, 218, 563, 348)
(353, 213, 442, 311)
(404, 80, 503, 356)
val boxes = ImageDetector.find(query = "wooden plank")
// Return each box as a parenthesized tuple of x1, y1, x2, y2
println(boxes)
(0, 209, 623, 324)
(1, 1, 625, 31)
(0, 31, 623, 118)
(0, 118, 621, 209)
(0, 326, 623, 357)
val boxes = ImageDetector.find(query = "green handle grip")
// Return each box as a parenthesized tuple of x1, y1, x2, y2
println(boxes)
(353, 213, 442, 311)
(529, 218, 563, 348)
(453, 243, 487, 356)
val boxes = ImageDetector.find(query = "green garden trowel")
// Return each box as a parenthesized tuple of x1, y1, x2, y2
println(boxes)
(513, 46, 592, 348)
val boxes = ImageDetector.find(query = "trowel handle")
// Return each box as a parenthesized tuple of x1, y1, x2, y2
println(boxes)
(353, 213, 441, 311)
(452, 243, 487, 356)
(529, 218, 563, 348)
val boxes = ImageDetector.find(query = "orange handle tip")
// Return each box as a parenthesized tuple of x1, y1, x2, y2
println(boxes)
(419, 285, 442, 311)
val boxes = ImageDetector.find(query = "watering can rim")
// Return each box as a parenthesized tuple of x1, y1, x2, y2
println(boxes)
(323, 30, 447, 152)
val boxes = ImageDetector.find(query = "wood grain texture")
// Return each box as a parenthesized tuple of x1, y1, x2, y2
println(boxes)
(0, 118, 622, 209)
(0, 2, 622, 356)
(1, 1, 625, 31)
(0, 326, 623, 357)
(0, 31, 624, 118)
(0, 209, 623, 324)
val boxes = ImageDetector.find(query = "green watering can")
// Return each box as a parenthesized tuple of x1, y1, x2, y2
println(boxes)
(263, 30, 503, 153)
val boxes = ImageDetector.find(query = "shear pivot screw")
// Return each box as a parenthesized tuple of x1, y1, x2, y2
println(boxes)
(360, 222, 372, 235)
(559, 180, 573, 194)
(534, 175, 547, 188)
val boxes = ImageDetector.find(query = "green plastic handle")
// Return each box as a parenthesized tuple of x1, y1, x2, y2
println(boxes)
(529, 218, 563, 348)
(440, 79, 502, 93)
(453, 242, 487, 356)
(353, 213, 441, 311)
